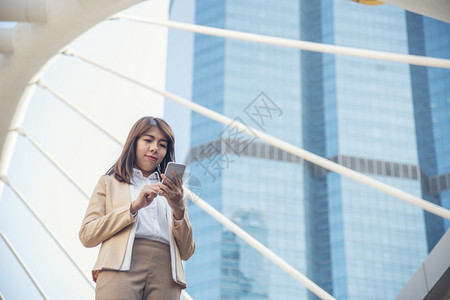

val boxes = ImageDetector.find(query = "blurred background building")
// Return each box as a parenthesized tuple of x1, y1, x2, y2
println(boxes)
(165, 0, 450, 299)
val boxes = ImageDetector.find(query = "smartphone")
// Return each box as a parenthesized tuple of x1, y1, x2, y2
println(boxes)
(163, 162, 186, 185)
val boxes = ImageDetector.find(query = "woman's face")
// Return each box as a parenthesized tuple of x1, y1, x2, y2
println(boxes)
(135, 127, 168, 177)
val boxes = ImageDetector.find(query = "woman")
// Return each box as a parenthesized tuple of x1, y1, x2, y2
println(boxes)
(79, 116, 195, 300)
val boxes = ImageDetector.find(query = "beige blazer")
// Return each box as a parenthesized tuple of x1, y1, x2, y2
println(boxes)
(79, 175, 195, 287)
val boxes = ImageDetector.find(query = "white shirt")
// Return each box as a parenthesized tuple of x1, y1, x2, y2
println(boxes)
(120, 168, 182, 272)
(132, 169, 170, 244)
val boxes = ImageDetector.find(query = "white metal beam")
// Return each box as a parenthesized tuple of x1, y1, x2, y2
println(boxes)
(0, 231, 47, 299)
(113, 14, 450, 69)
(36, 80, 123, 146)
(13, 127, 90, 199)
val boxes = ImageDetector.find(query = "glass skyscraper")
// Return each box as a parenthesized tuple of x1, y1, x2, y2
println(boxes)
(165, 1, 450, 299)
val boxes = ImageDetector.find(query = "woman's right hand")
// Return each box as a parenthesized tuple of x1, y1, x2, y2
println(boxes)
(130, 184, 161, 214)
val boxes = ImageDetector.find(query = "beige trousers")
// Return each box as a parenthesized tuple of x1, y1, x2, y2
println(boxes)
(95, 239, 182, 300)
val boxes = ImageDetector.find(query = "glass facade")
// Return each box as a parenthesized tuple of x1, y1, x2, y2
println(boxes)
(166, 1, 450, 299)
(407, 12, 450, 247)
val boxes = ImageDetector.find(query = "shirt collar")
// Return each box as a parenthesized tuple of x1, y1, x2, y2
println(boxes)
(132, 168, 161, 182)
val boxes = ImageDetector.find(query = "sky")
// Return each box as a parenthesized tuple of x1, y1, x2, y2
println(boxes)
(0, 0, 176, 298)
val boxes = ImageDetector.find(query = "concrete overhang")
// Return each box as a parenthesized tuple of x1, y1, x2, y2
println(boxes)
(382, 0, 450, 23)
(396, 229, 450, 300)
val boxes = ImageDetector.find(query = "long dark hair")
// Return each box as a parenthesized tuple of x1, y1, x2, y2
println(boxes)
(107, 116, 175, 184)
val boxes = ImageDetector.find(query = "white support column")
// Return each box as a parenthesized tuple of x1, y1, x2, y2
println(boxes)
(65, 50, 450, 220)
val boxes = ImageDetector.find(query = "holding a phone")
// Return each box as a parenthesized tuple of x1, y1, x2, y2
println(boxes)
(159, 162, 186, 220)
(163, 162, 186, 185)
(79, 117, 195, 297)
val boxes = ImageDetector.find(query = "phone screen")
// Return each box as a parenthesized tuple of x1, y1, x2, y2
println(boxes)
(163, 162, 186, 184)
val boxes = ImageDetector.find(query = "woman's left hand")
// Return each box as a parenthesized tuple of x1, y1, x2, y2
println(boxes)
(157, 171, 185, 220)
